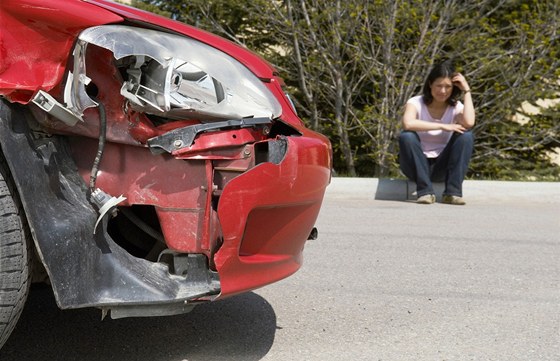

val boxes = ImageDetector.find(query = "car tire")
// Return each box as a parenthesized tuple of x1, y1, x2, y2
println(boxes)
(0, 158, 31, 349)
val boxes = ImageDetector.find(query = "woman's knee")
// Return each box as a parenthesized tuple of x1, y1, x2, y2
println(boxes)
(399, 131, 420, 147)
(455, 131, 474, 147)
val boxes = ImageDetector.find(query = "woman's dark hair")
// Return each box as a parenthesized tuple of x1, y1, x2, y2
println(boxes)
(422, 60, 461, 106)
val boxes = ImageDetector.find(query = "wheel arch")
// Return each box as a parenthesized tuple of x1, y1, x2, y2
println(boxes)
(0, 99, 220, 311)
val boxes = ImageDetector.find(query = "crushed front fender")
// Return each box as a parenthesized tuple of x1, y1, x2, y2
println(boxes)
(0, 101, 221, 311)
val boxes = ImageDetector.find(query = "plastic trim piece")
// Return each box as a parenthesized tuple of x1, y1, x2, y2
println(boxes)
(148, 117, 272, 154)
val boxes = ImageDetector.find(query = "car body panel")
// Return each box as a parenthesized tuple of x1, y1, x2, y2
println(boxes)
(0, 0, 124, 103)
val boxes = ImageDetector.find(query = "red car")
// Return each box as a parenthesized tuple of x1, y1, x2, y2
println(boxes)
(0, 0, 331, 348)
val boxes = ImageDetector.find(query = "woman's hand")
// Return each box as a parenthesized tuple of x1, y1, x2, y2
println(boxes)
(452, 73, 470, 92)
(442, 123, 467, 133)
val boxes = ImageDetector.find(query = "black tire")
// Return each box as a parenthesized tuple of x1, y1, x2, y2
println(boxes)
(0, 159, 30, 349)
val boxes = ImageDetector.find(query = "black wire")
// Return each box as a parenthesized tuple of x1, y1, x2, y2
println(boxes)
(119, 207, 165, 243)
(89, 99, 107, 193)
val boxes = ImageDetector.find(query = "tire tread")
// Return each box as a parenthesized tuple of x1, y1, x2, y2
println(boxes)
(0, 156, 30, 349)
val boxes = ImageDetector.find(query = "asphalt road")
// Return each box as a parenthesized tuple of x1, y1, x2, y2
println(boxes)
(2, 179, 559, 361)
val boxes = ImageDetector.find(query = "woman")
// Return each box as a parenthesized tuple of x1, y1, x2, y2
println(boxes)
(399, 61, 475, 205)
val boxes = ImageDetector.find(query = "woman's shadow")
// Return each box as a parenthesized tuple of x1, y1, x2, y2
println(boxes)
(1, 284, 277, 360)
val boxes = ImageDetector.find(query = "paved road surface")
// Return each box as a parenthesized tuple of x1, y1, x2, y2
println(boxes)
(2, 179, 559, 360)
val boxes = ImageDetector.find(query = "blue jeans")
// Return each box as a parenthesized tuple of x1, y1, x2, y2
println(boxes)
(398, 131, 474, 197)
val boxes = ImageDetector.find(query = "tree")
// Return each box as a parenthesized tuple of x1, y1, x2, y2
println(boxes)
(358, 0, 472, 176)
(135, 0, 560, 180)
(456, 0, 560, 180)
(272, 0, 372, 177)
(131, 0, 272, 49)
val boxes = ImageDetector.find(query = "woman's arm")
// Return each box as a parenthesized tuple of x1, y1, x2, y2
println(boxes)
(402, 103, 467, 133)
(452, 73, 475, 129)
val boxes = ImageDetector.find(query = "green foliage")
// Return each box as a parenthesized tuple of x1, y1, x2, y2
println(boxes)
(135, 0, 273, 49)
(133, 0, 560, 180)
(471, 102, 560, 180)
(129, 0, 171, 17)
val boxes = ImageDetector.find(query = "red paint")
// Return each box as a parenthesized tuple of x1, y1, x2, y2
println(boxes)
(0, 0, 123, 102)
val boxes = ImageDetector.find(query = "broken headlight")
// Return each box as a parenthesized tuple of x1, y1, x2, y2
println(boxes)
(66, 25, 282, 122)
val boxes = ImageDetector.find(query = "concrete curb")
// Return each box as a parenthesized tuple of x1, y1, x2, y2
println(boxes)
(325, 177, 560, 204)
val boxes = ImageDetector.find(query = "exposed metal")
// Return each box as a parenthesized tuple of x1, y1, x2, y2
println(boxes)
(31, 91, 83, 126)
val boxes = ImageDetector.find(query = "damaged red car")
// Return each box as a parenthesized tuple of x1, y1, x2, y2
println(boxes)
(0, 0, 331, 348)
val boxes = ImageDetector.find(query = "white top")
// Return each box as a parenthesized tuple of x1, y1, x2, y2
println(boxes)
(406, 95, 464, 158)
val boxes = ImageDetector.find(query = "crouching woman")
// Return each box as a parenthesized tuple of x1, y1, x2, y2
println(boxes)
(399, 61, 475, 205)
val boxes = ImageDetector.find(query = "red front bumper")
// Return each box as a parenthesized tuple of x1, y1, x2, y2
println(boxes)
(215, 134, 331, 297)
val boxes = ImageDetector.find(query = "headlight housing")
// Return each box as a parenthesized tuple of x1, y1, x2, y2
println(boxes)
(66, 25, 282, 122)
